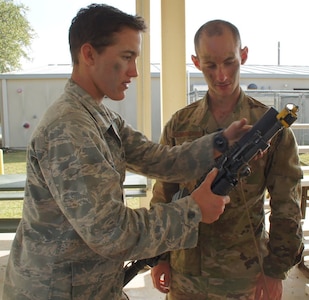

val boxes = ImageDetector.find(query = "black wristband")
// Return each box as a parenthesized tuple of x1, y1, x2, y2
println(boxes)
(213, 129, 229, 153)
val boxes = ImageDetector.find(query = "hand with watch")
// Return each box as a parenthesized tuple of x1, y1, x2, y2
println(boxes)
(213, 118, 250, 154)
(213, 129, 229, 154)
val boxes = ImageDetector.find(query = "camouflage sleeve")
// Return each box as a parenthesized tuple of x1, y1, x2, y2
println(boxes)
(35, 114, 202, 261)
(122, 121, 215, 183)
(149, 120, 181, 263)
(263, 128, 304, 279)
(150, 119, 180, 205)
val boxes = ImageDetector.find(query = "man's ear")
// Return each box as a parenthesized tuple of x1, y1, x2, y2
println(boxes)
(80, 43, 95, 65)
(191, 54, 201, 70)
(240, 46, 248, 65)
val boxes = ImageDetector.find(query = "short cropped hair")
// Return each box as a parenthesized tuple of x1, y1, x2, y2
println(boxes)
(69, 3, 147, 64)
(194, 19, 242, 54)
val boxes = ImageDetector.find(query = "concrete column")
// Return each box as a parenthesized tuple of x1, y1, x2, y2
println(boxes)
(160, 0, 187, 126)
(135, 0, 152, 209)
(0, 149, 4, 174)
(135, 0, 152, 140)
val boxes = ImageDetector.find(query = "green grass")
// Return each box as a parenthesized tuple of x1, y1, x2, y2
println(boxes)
(3, 149, 27, 174)
(0, 149, 141, 217)
(300, 153, 309, 166)
(0, 150, 26, 218)
(1, 150, 309, 218)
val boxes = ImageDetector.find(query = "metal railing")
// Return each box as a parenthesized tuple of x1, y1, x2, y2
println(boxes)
(188, 89, 309, 146)
(188, 89, 309, 108)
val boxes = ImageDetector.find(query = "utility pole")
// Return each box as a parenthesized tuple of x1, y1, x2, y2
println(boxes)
(278, 41, 280, 66)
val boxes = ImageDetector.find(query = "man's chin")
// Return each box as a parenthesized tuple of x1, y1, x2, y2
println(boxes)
(106, 93, 125, 101)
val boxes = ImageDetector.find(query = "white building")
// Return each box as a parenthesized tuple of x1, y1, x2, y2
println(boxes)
(1, 64, 309, 148)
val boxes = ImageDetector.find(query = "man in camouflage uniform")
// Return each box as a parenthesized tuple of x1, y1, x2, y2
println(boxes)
(1, 7, 250, 300)
(151, 20, 304, 300)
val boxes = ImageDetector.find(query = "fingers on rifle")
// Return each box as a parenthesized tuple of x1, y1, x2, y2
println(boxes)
(205, 168, 218, 184)
(223, 195, 230, 204)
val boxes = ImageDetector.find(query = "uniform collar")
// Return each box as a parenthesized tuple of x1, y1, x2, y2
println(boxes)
(66, 79, 119, 135)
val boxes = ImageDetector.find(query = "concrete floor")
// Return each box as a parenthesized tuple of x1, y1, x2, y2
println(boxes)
(0, 233, 309, 300)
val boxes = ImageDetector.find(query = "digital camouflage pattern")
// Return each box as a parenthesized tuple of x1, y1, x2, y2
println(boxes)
(2, 79, 220, 300)
(167, 268, 257, 300)
(151, 89, 304, 299)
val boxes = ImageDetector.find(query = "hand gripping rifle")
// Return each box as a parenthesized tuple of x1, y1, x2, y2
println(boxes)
(201, 103, 299, 196)
(173, 103, 298, 199)
(123, 103, 298, 286)
(123, 256, 161, 287)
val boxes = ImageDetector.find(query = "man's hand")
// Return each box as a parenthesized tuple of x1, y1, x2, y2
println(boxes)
(191, 168, 230, 223)
(223, 118, 267, 160)
(151, 261, 170, 294)
(223, 118, 250, 146)
(254, 274, 282, 300)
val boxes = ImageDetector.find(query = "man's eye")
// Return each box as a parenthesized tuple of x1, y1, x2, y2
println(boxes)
(123, 56, 132, 61)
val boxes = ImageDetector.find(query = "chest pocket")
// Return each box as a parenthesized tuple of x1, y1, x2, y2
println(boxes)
(80, 101, 126, 180)
(173, 130, 205, 192)
(103, 124, 125, 176)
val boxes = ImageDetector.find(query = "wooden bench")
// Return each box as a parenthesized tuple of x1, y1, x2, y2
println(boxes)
(301, 175, 309, 219)
(0, 172, 150, 233)
(125, 189, 147, 198)
(299, 146, 309, 154)
(0, 218, 20, 233)
(0, 191, 24, 201)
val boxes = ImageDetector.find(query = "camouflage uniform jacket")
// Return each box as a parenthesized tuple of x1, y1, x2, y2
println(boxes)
(3, 80, 219, 300)
(151, 90, 303, 281)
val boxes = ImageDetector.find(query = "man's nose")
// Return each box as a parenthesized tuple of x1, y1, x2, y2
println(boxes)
(216, 66, 227, 82)
(128, 62, 138, 78)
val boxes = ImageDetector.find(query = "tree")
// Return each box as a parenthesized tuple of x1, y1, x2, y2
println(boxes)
(0, 0, 35, 73)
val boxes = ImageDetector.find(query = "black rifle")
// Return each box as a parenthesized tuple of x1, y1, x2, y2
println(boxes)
(123, 103, 298, 286)
(123, 256, 160, 287)
(201, 103, 298, 195)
